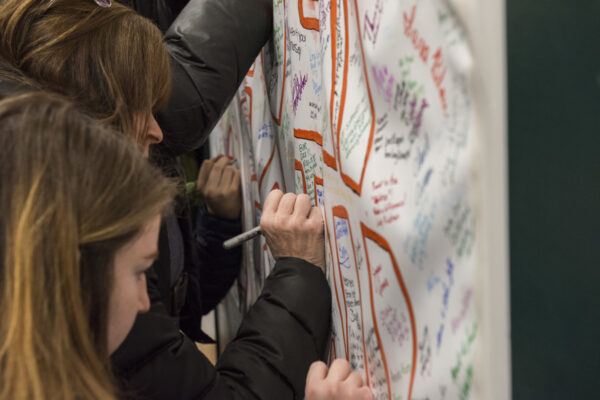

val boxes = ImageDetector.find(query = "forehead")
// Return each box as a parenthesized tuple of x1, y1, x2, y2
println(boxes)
(113, 216, 161, 264)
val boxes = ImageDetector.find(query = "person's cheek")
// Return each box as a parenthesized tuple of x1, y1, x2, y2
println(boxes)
(138, 274, 150, 313)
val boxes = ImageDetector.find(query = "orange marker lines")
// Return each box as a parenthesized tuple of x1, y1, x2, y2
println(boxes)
(243, 86, 253, 128)
(323, 149, 337, 170)
(324, 209, 348, 359)
(294, 128, 323, 145)
(259, 143, 278, 189)
(336, 0, 375, 196)
(313, 175, 324, 206)
(294, 159, 308, 194)
(299, 0, 320, 31)
(361, 223, 417, 400)
(331, 206, 367, 369)
(264, 0, 288, 126)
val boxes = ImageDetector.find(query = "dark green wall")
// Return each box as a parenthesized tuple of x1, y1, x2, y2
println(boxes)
(507, 1, 600, 398)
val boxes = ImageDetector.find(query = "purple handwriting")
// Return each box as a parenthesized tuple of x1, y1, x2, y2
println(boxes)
(364, 0, 384, 45)
(372, 65, 395, 104)
(380, 305, 410, 347)
(292, 73, 308, 114)
(451, 288, 472, 333)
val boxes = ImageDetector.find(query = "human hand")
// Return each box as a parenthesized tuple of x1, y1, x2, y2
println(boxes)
(305, 360, 373, 400)
(260, 189, 325, 272)
(196, 155, 241, 219)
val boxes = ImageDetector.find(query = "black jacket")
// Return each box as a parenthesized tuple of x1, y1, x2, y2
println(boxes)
(121, 0, 273, 157)
(113, 258, 331, 399)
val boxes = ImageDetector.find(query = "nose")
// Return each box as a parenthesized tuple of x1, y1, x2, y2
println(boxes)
(146, 115, 163, 145)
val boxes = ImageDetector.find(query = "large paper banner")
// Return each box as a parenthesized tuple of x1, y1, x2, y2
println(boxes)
(210, 0, 479, 398)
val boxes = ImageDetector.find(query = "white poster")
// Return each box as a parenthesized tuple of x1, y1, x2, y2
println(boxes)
(211, 1, 480, 398)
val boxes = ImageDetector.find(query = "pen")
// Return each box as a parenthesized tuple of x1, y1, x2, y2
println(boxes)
(223, 225, 262, 249)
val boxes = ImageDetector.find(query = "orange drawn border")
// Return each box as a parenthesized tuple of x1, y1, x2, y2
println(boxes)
(323, 0, 344, 172)
(360, 222, 417, 400)
(313, 175, 324, 206)
(299, 0, 319, 31)
(294, 128, 323, 145)
(258, 141, 286, 193)
(329, 339, 337, 364)
(334, 0, 376, 196)
(322, 203, 348, 359)
(224, 126, 235, 157)
(247, 60, 256, 77)
(258, 143, 278, 189)
(331, 206, 367, 369)
(242, 86, 253, 128)
(262, 0, 287, 126)
(328, 0, 348, 175)
(294, 159, 308, 194)
(323, 149, 337, 170)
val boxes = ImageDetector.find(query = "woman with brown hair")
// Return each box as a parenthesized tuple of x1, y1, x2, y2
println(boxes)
(0, 0, 170, 153)
(0, 92, 177, 400)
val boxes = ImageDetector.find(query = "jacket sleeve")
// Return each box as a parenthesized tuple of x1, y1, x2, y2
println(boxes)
(194, 205, 243, 314)
(155, 0, 273, 157)
(207, 258, 332, 399)
(117, 0, 180, 32)
(111, 258, 331, 400)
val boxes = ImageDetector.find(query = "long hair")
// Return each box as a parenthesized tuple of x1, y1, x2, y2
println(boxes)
(0, 0, 171, 143)
(0, 92, 178, 400)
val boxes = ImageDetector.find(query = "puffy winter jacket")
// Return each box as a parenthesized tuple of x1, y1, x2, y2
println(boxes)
(121, 0, 273, 157)
(113, 257, 331, 399)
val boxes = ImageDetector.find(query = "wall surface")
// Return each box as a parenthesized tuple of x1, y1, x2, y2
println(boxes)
(507, 1, 600, 398)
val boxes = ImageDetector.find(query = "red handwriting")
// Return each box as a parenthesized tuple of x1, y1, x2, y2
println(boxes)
(403, 6, 429, 63)
(372, 174, 399, 190)
(373, 265, 389, 296)
(371, 174, 404, 226)
(373, 200, 405, 215)
(431, 48, 448, 116)
(372, 194, 388, 204)
(377, 214, 399, 227)
(403, 5, 448, 116)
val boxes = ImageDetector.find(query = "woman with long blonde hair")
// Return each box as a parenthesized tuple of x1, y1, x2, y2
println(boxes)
(0, 92, 176, 400)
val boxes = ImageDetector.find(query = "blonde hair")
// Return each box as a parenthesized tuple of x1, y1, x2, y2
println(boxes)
(0, 92, 178, 400)
(0, 0, 171, 143)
